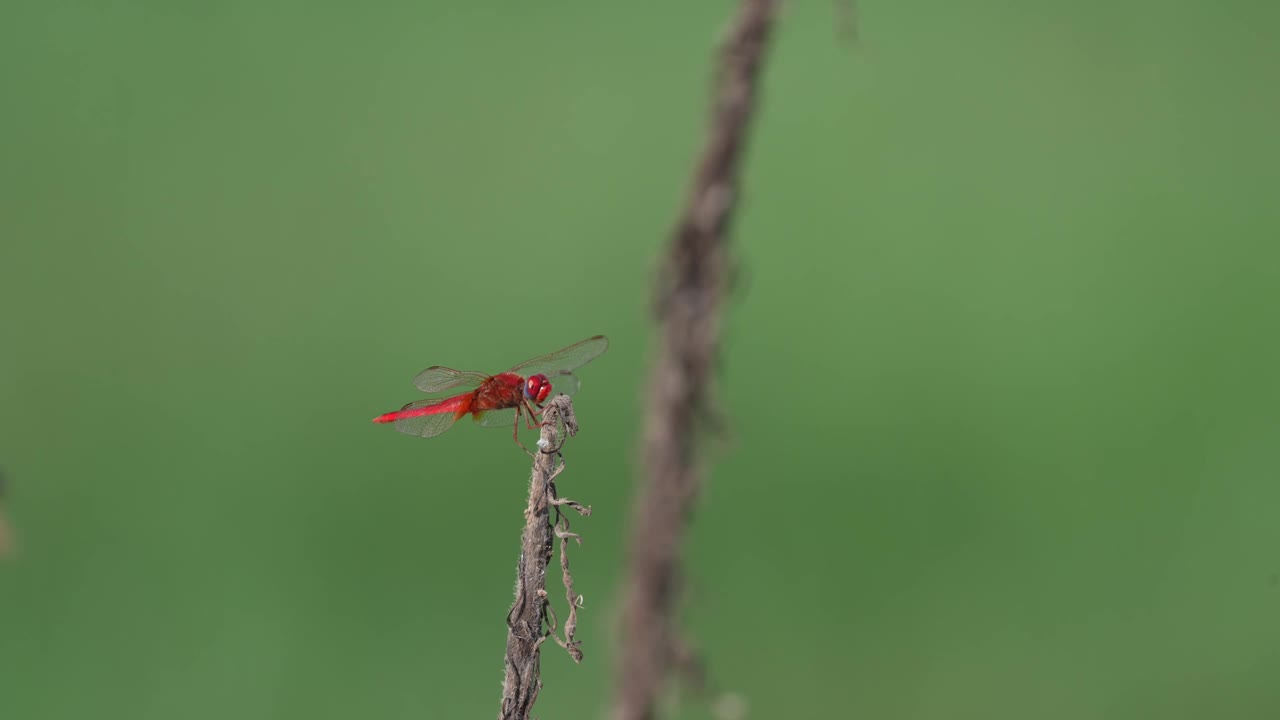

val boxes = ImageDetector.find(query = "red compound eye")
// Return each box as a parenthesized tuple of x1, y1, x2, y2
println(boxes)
(524, 374, 551, 403)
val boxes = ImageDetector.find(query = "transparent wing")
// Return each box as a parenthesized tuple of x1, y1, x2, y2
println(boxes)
(544, 372, 580, 398)
(473, 407, 518, 429)
(392, 399, 463, 438)
(507, 336, 609, 378)
(412, 366, 490, 394)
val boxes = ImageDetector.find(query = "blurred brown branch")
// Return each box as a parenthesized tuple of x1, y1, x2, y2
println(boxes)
(614, 1, 781, 719)
(0, 471, 11, 559)
(498, 395, 592, 720)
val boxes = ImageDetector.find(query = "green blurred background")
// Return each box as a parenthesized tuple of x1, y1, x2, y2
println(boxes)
(3, 0, 1279, 717)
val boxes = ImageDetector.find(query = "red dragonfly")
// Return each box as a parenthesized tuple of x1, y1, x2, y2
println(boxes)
(372, 335, 608, 452)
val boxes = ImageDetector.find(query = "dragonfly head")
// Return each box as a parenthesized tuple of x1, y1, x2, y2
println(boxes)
(524, 373, 552, 404)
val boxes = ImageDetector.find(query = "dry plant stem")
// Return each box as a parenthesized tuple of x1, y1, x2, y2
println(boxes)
(0, 478, 10, 558)
(499, 395, 591, 720)
(614, 2, 780, 719)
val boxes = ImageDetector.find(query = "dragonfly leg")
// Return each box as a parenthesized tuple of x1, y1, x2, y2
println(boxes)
(511, 405, 536, 457)
(524, 400, 543, 430)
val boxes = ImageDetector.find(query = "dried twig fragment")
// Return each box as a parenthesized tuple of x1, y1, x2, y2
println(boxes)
(498, 395, 591, 720)
(615, 1, 781, 719)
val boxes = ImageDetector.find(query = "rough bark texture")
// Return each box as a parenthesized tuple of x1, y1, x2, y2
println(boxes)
(614, 2, 780, 719)
(499, 395, 591, 720)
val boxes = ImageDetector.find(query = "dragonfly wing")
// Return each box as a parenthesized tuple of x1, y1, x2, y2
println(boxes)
(394, 405, 462, 438)
(412, 366, 490, 394)
(473, 406, 519, 429)
(545, 372, 580, 398)
(507, 336, 609, 378)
